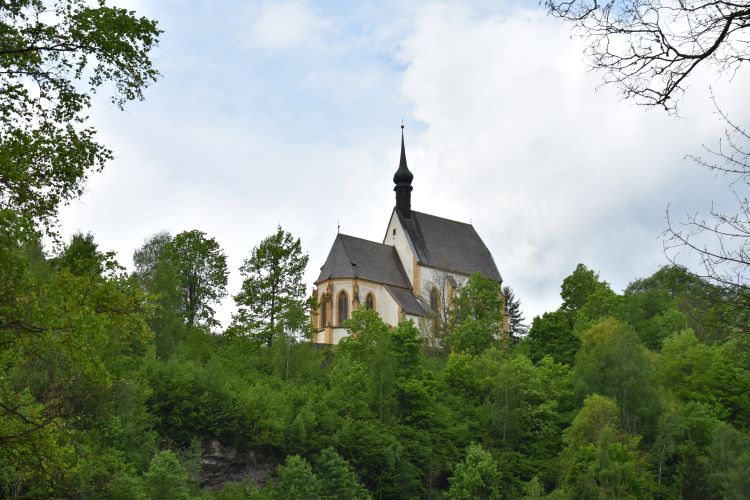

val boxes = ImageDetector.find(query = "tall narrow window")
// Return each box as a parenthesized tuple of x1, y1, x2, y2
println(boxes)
(430, 287, 441, 336)
(337, 290, 349, 326)
(365, 293, 375, 310)
(320, 298, 328, 328)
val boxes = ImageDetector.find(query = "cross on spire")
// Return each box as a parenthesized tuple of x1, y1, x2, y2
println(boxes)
(393, 123, 414, 218)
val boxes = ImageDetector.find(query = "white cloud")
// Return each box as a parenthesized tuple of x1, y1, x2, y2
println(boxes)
(243, 1, 330, 50)
(57, 1, 750, 327)
(396, 3, 750, 318)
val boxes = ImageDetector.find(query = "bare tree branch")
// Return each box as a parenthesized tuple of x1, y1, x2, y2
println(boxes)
(545, 0, 750, 111)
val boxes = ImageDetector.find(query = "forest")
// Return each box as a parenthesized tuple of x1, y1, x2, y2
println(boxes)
(2, 0, 750, 498)
(2, 223, 750, 499)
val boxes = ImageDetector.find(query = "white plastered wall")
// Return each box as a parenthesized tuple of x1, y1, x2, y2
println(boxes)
(383, 211, 414, 287)
(314, 277, 404, 344)
(418, 266, 468, 299)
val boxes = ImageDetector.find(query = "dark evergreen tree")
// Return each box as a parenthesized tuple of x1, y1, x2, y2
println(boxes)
(503, 285, 528, 339)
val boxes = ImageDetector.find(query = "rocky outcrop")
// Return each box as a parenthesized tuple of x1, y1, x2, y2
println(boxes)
(200, 439, 277, 490)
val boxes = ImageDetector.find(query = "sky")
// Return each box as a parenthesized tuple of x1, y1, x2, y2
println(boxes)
(58, 0, 750, 328)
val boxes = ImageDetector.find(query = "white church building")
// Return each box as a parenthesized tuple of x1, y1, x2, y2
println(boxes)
(311, 127, 504, 345)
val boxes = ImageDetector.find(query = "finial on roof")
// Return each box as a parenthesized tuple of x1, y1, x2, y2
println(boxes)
(393, 123, 413, 218)
(393, 126, 413, 185)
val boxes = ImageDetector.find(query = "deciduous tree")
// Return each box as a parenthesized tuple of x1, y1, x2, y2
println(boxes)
(162, 230, 228, 329)
(545, 0, 750, 111)
(450, 273, 503, 355)
(448, 443, 501, 500)
(575, 318, 658, 435)
(232, 226, 309, 346)
(0, 0, 161, 230)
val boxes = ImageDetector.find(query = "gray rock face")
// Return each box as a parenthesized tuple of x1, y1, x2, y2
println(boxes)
(200, 438, 277, 490)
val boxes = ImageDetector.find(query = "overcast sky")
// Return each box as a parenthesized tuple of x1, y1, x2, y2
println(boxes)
(58, 0, 750, 327)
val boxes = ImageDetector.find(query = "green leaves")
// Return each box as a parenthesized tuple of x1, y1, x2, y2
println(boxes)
(232, 226, 309, 346)
(448, 443, 501, 500)
(574, 319, 657, 435)
(450, 273, 503, 355)
(161, 230, 228, 330)
(0, 0, 161, 230)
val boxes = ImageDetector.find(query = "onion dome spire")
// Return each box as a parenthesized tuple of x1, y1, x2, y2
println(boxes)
(393, 124, 414, 218)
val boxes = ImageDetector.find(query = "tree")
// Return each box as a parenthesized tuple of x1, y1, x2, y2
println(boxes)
(274, 455, 320, 499)
(448, 443, 501, 500)
(133, 230, 172, 286)
(133, 231, 184, 358)
(525, 309, 578, 365)
(559, 395, 652, 499)
(677, 441, 710, 500)
(502, 286, 528, 339)
(314, 447, 369, 499)
(144, 450, 189, 500)
(162, 230, 228, 329)
(232, 226, 309, 346)
(560, 263, 609, 314)
(421, 271, 455, 352)
(55, 231, 105, 277)
(0, 0, 161, 230)
(664, 103, 750, 298)
(544, 0, 750, 313)
(450, 273, 503, 354)
(545, 0, 750, 111)
(657, 329, 749, 426)
(707, 422, 750, 498)
(574, 318, 658, 435)
(0, 239, 155, 496)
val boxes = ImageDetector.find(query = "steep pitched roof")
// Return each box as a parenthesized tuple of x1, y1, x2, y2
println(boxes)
(395, 209, 502, 282)
(384, 285, 431, 317)
(316, 234, 412, 288)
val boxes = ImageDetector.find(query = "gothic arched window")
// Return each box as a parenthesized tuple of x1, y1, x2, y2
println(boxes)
(320, 297, 328, 328)
(337, 290, 349, 326)
(430, 287, 441, 336)
(365, 293, 375, 310)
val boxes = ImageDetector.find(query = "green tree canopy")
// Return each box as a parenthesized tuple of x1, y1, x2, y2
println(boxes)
(274, 455, 320, 499)
(314, 447, 369, 499)
(450, 273, 503, 355)
(525, 309, 577, 365)
(503, 285, 528, 339)
(161, 230, 228, 329)
(574, 318, 658, 435)
(559, 395, 652, 499)
(54, 231, 105, 277)
(0, 0, 161, 230)
(448, 443, 501, 500)
(133, 230, 172, 286)
(560, 263, 610, 314)
(144, 450, 189, 500)
(232, 226, 309, 346)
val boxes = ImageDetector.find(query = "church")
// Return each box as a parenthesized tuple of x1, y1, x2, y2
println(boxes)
(311, 127, 504, 345)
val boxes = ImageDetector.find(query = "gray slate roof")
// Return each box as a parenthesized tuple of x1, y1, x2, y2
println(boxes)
(384, 285, 431, 316)
(395, 210, 502, 282)
(316, 234, 412, 288)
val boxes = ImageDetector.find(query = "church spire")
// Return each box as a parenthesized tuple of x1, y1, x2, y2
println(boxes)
(393, 124, 413, 218)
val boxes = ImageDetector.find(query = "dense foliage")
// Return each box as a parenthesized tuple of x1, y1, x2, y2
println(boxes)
(2, 2, 749, 498)
(3, 222, 749, 499)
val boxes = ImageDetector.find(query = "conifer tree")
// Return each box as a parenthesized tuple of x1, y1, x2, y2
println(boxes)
(502, 285, 528, 339)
